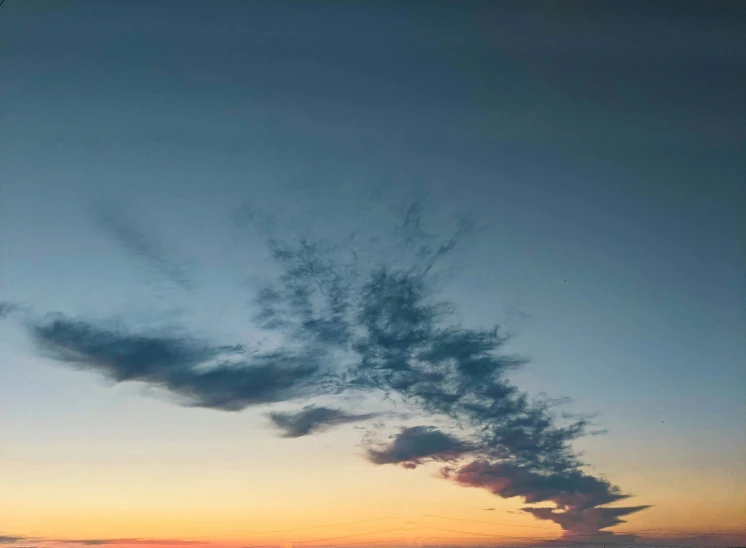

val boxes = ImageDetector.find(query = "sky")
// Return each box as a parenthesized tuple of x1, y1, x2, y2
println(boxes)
(0, 1, 745, 547)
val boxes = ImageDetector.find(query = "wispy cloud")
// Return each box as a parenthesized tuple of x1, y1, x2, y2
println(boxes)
(0, 301, 22, 318)
(268, 405, 378, 438)
(0, 535, 204, 547)
(72, 540, 203, 546)
(94, 202, 194, 291)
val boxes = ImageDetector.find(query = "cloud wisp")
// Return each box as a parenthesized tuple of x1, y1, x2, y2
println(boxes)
(0, 300, 27, 319)
(0, 302, 16, 318)
(268, 405, 378, 438)
(17, 198, 649, 537)
(0, 535, 205, 547)
(68, 541, 203, 546)
(94, 202, 194, 291)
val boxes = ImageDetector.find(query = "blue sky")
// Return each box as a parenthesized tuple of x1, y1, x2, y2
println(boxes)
(0, 0, 744, 544)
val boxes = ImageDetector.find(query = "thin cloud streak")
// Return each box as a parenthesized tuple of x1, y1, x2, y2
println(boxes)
(268, 405, 379, 438)
(94, 202, 195, 291)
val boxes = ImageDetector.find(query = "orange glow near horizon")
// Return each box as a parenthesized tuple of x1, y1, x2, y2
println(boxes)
(6, 511, 746, 548)
(2, 373, 744, 548)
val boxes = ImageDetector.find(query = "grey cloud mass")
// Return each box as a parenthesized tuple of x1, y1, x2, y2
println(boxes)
(229, 200, 650, 534)
(17, 199, 650, 535)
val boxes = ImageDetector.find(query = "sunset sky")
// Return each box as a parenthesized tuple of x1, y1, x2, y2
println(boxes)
(0, 1, 744, 547)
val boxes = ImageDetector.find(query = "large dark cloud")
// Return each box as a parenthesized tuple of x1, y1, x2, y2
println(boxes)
(234, 200, 649, 535)
(16, 198, 649, 536)
(268, 405, 378, 438)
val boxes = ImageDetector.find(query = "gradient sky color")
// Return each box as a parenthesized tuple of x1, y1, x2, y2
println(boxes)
(0, 1, 744, 547)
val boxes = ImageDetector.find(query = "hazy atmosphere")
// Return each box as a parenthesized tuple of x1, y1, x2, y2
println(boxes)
(1, 2, 744, 548)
